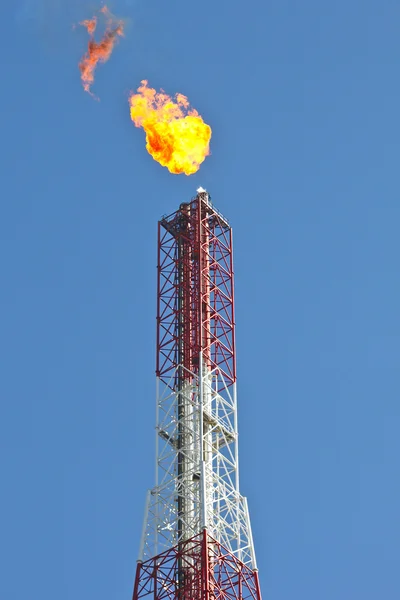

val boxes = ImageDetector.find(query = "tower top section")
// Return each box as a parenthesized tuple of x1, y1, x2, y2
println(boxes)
(156, 188, 234, 390)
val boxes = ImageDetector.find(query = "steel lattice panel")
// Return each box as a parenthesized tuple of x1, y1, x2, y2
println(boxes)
(133, 533, 261, 600)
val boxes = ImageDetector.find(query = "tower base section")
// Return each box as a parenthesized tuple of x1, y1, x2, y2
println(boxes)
(132, 531, 262, 600)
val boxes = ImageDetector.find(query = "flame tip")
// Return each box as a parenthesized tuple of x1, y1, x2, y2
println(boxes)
(78, 6, 125, 95)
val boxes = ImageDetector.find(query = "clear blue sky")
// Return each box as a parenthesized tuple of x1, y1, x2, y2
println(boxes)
(1, 1, 399, 598)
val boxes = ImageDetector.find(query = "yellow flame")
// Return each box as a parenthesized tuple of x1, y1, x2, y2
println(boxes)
(129, 81, 212, 175)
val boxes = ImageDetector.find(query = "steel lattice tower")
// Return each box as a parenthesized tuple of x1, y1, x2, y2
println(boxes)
(132, 188, 261, 600)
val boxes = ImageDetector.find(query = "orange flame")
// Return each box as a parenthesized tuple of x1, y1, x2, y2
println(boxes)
(79, 6, 124, 96)
(81, 17, 97, 36)
(129, 81, 212, 175)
